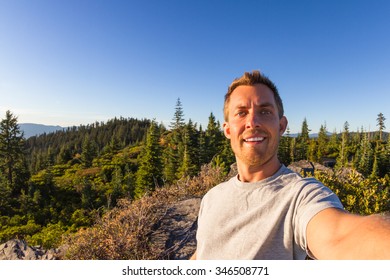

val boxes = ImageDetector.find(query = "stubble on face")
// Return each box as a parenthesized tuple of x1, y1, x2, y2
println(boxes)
(224, 85, 287, 180)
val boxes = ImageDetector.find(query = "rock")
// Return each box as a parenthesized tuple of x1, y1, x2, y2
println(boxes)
(151, 197, 201, 260)
(0, 239, 63, 260)
(288, 160, 333, 176)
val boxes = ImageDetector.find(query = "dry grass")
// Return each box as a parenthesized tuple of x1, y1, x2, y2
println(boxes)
(63, 164, 227, 259)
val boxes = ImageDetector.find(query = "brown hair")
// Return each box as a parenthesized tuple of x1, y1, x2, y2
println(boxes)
(224, 70, 284, 121)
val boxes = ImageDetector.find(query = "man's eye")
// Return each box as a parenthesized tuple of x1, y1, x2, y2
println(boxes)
(237, 111, 247, 117)
(260, 110, 271, 115)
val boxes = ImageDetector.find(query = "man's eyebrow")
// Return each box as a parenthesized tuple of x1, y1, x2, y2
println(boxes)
(257, 102, 275, 108)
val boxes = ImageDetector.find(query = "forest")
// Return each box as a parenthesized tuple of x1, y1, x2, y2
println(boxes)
(0, 99, 389, 255)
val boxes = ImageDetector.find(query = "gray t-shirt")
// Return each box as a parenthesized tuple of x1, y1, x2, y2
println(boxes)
(196, 165, 343, 259)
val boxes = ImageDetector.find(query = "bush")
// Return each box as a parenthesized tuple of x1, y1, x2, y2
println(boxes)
(26, 222, 66, 249)
(62, 163, 227, 259)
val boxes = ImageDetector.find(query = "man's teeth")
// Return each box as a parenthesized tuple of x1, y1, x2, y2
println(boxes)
(245, 137, 265, 142)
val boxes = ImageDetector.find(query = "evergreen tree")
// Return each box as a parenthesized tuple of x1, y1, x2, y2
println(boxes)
(336, 121, 350, 169)
(371, 142, 380, 178)
(170, 98, 185, 130)
(278, 135, 291, 165)
(289, 137, 296, 163)
(316, 124, 328, 162)
(204, 112, 223, 163)
(327, 130, 339, 159)
(135, 121, 163, 198)
(377, 113, 386, 141)
(296, 118, 310, 160)
(163, 129, 181, 183)
(81, 136, 98, 168)
(308, 139, 317, 162)
(357, 132, 373, 176)
(198, 125, 207, 166)
(0, 110, 28, 194)
(218, 137, 235, 173)
(177, 120, 199, 178)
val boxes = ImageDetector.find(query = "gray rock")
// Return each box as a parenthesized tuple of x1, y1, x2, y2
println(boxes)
(0, 239, 62, 260)
(151, 197, 201, 260)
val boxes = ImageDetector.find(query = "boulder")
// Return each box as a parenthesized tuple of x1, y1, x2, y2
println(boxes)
(151, 197, 201, 260)
(0, 239, 63, 260)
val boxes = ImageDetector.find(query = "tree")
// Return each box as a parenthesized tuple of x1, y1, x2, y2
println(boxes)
(356, 132, 373, 176)
(177, 120, 199, 178)
(336, 121, 350, 169)
(0, 110, 28, 194)
(377, 113, 386, 141)
(278, 133, 291, 165)
(296, 118, 310, 160)
(81, 136, 98, 168)
(316, 124, 328, 162)
(135, 121, 163, 198)
(204, 112, 223, 163)
(170, 98, 185, 130)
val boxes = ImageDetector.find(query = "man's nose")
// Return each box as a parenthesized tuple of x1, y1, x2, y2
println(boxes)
(245, 112, 260, 129)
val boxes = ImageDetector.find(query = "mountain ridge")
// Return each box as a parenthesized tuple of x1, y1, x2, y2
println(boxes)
(19, 123, 66, 138)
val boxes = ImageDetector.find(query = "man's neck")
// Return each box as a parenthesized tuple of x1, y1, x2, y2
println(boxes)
(236, 158, 282, 183)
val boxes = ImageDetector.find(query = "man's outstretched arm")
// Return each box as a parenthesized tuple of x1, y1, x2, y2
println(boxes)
(307, 208, 390, 259)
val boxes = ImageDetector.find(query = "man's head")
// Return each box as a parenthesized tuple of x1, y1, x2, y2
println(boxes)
(222, 71, 288, 181)
(224, 70, 284, 121)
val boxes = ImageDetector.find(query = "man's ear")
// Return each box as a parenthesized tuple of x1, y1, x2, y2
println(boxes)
(279, 116, 288, 136)
(223, 122, 231, 139)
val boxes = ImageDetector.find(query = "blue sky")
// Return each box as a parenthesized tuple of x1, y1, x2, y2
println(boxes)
(0, 0, 389, 134)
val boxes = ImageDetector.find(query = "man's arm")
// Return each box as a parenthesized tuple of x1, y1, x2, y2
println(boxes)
(307, 208, 390, 259)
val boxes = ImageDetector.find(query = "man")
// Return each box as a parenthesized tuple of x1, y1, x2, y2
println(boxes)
(191, 70, 390, 260)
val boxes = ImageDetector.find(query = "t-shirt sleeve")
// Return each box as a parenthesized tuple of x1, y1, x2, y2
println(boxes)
(293, 178, 344, 258)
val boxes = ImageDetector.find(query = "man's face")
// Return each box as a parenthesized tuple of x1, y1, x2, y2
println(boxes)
(223, 84, 287, 171)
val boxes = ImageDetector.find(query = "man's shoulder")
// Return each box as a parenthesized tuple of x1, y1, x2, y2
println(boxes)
(203, 176, 236, 198)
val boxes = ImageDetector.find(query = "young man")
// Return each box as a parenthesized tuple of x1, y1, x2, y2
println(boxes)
(191, 70, 390, 260)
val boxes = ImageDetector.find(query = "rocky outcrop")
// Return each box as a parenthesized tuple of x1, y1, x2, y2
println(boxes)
(151, 197, 201, 260)
(0, 239, 63, 260)
(288, 160, 333, 175)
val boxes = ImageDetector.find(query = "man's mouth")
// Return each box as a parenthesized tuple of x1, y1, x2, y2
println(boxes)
(244, 137, 265, 142)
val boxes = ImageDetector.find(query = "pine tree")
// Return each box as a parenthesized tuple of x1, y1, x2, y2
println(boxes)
(308, 139, 317, 162)
(357, 132, 373, 176)
(177, 120, 199, 178)
(205, 112, 223, 163)
(316, 124, 328, 162)
(170, 98, 185, 130)
(0, 110, 28, 194)
(135, 121, 163, 198)
(371, 142, 380, 178)
(163, 129, 181, 183)
(336, 121, 350, 169)
(296, 118, 310, 160)
(289, 137, 296, 163)
(377, 113, 386, 141)
(81, 136, 98, 168)
(278, 135, 291, 165)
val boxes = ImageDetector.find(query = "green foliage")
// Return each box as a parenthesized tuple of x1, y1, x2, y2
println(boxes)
(26, 222, 66, 249)
(135, 121, 163, 198)
(314, 170, 390, 215)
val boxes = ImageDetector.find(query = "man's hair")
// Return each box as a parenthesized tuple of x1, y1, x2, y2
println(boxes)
(224, 70, 284, 121)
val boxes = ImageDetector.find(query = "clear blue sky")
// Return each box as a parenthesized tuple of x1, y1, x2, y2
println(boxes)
(1, 0, 389, 133)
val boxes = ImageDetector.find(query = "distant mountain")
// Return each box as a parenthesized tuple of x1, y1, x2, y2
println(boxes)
(20, 123, 66, 138)
(287, 131, 389, 140)
(287, 132, 333, 138)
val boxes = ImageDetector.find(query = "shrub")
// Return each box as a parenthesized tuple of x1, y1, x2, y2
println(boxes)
(62, 163, 227, 259)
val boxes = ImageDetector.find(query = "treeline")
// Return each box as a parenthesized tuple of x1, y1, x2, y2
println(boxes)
(0, 101, 389, 249)
(278, 116, 390, 178)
